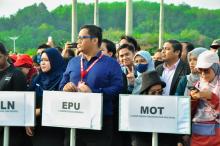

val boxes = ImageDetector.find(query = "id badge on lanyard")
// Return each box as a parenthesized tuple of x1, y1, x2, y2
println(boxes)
(80, 53, 104, 81)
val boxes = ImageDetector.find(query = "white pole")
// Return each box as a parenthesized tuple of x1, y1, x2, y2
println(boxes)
(152, 132, 158, 146)
(70, 1, 77, 145)
(13, 40, 15, 53)
(3, 126, 9, 146)
(94, 0, 99, 26)
(72, 0, 77, 42)
(159, 0, 164, 48)
(70, 129, 76, 146)
(9, 36, 19, 53)
(126, 0, 133, 35)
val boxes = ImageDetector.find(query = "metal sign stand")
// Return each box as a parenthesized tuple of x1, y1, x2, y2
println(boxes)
(70, 128, 76, 146)
(3, 126, 9, 146)
(152, 132, 158, 146)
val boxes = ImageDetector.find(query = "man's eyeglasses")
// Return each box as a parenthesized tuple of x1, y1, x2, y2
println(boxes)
(77, 36, 97, 41)
(198, 68, 210, 74)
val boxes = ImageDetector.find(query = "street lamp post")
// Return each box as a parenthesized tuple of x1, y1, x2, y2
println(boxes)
(9, 36, 19, 53)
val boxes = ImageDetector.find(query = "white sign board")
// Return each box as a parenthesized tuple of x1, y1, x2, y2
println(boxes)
(119, 95, 190, 134)
(0, 92, 35, 126)
(42, 91, 102, 130)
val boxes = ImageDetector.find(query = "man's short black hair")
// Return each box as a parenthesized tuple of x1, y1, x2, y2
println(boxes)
(120, 35, 140, 51)
(81, 25, 102, 47)
(37, 44, 51, 50)
(0, 43, 8, 55)
(117, 44, 135, 55)
(181, 41, 195, 53)
(165, 40, 182, 58)
(102, 39, 116, 58)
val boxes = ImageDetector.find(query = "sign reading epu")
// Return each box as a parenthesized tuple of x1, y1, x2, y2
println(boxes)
(119, 95, 191, 134)
(0, 92, 35, 126)
(42, 91, 103, 130)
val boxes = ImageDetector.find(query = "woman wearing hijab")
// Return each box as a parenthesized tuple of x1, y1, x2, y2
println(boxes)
(175, 47, 207, 146)
(190, 50, 220, 146)
(26, 48, 66, 146)
(132, 50, 155, 94)
(176, 47, 207, 96)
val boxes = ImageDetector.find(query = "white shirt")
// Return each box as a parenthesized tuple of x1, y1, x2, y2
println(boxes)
(161, 59, 180, 95)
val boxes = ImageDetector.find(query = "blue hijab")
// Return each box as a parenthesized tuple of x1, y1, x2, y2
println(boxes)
(132, 50, 155, 94)
(134, 50, 155, 75)
(36, 48, 66, 90)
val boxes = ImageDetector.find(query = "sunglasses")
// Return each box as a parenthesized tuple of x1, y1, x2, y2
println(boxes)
(198, 68, 210, 74)
(211, 46, 220, 49)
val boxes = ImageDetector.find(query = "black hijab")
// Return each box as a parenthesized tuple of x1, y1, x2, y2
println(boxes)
(37, 48, 65, 90)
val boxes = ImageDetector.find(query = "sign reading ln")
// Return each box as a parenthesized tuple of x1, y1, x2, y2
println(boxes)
(0, 92, 35, 126)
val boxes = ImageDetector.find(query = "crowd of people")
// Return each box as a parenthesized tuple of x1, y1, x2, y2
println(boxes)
(0, 24, 220, 146)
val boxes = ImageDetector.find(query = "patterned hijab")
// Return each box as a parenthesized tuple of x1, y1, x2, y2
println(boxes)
(187, 47, 207, 86)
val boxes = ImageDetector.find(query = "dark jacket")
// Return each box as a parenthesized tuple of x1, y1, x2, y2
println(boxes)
(0, 65, 27, 146)
(175, 76, 188, 96)
(156, 59, 190, 95)
(0, 65, 27, 91)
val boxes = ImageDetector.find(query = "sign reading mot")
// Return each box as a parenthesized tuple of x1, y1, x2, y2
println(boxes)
(42, 91, 102, 130)
(119, 95, 190, 134)
(0, 92, 35, 126)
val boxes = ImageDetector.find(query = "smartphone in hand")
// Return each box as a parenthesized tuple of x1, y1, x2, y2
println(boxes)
(68, 42, 78, 48)
(187, 86, 200, 91)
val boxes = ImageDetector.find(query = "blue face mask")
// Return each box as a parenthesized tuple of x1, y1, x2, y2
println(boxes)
(136, 64, 148, 73)
(36, 54, 41, 64)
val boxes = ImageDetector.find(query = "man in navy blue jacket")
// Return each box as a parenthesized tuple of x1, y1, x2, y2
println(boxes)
(59, 25, 123, 146)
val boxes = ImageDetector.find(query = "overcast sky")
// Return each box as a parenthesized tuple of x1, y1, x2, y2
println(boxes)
(1, 0, 220, 17)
